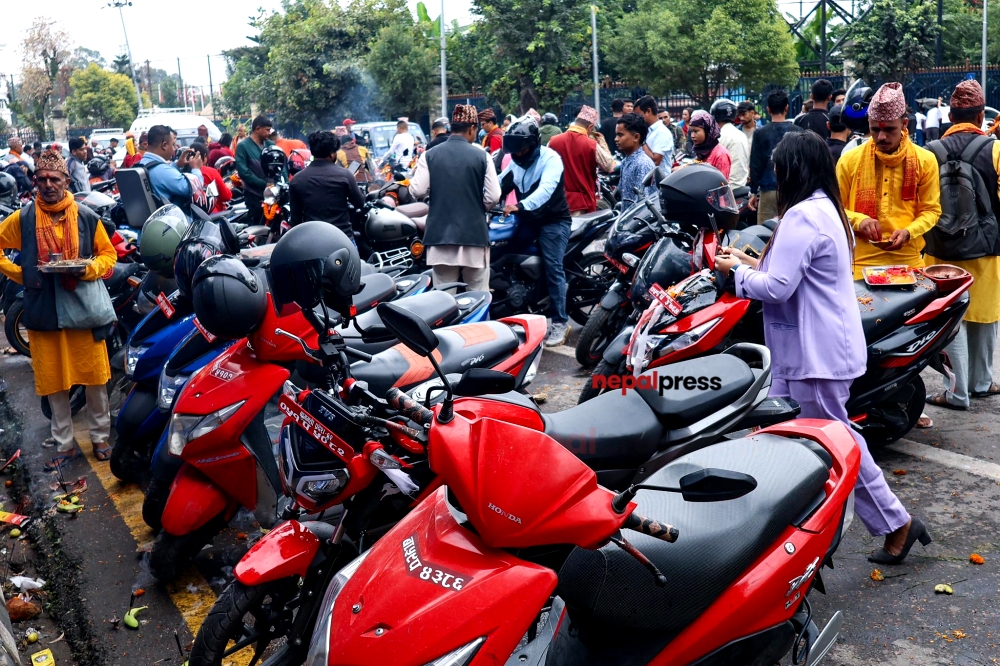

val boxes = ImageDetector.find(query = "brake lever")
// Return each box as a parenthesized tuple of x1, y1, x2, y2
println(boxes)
(274, 328, 322, 362)
(609, 535, 667, 587)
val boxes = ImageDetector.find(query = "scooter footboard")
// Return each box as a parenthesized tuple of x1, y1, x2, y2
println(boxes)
(161, 464, 233, 536)
(323, 488, 557, 666)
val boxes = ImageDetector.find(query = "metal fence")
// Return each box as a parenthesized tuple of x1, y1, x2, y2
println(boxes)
(0, 129, 54, 148)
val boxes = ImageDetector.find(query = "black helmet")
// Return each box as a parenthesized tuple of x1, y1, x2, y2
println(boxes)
(191, 255, 268, 339)
(87, 156, 110, 177)
(0, 172, 15, 205)
(709, 98, 738, 124)
(541, 113, 559, 126)
(174, 219, 226, 301)
(268, 221, 362, 317)
(260, 145, 287, 180)
(659, 163, 739, 229)
(828, 104, 848, 132)
(843, 79, 874, 133)
(503, 117, 541, 168)
(215, 155, 237, 177)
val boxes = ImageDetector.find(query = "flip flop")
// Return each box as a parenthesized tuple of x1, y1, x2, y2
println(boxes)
(92, 442, 112, 462)
(43, 451, 81, 473)
(971, 382, 1000, 399)
(925, 393, 967, 410)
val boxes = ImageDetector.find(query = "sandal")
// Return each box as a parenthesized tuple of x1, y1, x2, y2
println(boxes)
(92, 442, 112, 461)
(43, 451, 81, 473)
(971, 382, 1000, 399)
(925, 393, 967, 411)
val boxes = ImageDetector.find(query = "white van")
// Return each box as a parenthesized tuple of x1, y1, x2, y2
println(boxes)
(129, 109, 222, 147)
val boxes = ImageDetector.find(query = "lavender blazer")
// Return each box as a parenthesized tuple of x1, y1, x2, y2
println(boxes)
(734, 191, 866, 381)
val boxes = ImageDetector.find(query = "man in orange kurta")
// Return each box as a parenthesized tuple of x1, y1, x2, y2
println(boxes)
(0, 150, 117, 468)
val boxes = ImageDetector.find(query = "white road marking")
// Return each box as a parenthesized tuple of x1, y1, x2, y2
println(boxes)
(546, 345, 578, 359)
(888, 438, 1000, 482)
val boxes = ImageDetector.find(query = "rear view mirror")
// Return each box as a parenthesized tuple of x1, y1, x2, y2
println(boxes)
(679, 468, 757, 502)
(219, 218, 241, 254)
(455, 369, 516, 396)
(377, 302, 439, 356)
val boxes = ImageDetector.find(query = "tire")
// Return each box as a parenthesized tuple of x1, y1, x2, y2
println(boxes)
(3, 300, 29, 357)
(575, 303, 630, 368)
(41, 385, 87, 420)
(578, 359, 625, 404)
(565, 252, 617, 324)
(142, 476, 170, 532)
(864, 374, 926, 449)
(190, 579, 300, 666)
(149, 514, 228, 583)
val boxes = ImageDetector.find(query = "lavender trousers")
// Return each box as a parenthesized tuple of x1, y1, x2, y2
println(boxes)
(771, 377, 910, 537)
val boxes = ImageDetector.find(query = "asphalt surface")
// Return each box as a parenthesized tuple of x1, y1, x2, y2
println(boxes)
(0, 323, 998, 665)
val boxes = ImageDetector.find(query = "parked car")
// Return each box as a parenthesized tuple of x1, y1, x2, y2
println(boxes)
(352, 121, 428, 159)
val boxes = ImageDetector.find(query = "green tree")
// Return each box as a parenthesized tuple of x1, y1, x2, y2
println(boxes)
(847, 0, 939, 82)
(471, 0, 591, 113)
(607, 0, 798, 108)
(65, 63, 138, 128)
(367, 22, 438, 118)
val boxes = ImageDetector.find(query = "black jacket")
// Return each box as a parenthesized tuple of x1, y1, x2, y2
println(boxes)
(794, 108, 831, 139)
(599, 116, 619, 153)
(827, 137, 848, 164)
(749, 121, 803, 193)
(288, 159, 366, 235)
(426, 134, 450, 150)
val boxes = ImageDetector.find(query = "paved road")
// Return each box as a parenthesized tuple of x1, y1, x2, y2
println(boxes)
(0, 324, 998, 664)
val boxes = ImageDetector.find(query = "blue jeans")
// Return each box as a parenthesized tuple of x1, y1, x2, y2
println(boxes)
(537, 220, 571, 324)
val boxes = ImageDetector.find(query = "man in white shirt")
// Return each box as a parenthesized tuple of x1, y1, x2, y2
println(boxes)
(388, 119, 416, 162)
(925, 99, 943, 141)
(636, 95, 673, 169)
(711, 98, 750, 187)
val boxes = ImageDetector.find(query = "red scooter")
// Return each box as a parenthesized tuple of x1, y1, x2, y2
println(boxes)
(149, 294, 546, 582)
(284, 306, 861, 666)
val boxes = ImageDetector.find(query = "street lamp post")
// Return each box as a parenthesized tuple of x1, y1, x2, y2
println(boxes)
(440, 0, 447, 119)
(982, 0, 989, 92)
(108, 0, 143, 114)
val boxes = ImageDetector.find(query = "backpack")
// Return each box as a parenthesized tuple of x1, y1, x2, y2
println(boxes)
(924, 135, 999, 261)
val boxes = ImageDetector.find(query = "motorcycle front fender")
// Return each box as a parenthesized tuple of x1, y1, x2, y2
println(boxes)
(160, 464, 232, 536)
(234, 520, 327, 586)
(599, 282, 627, 310)
(603, 326, 633, 364)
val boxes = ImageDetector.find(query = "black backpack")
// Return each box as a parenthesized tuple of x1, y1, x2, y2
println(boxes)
(924, 135, 999, 261)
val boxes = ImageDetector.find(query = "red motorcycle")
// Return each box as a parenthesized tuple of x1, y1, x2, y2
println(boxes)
(280, 306, 861, 666)
(148, 293, 546, 582)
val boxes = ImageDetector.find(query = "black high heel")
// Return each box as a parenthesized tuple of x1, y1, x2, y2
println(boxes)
(867, 517, 932, 565)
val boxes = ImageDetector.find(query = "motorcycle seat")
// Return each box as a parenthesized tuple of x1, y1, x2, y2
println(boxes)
(412, 215, 427, 233)
(243, 225, 271, 240)
(351, 291, 458, 341)
(542, 389, 663, 468)
(352, 321, 519, 396)
(739, 224, 773, 242)
(634, 355, 755, 429)
(569, 210, 616, 241)
(731, 185, 752, 198)
(855, 275, 937, 340)
(557, 434, 830, 640)
(396, 202, 429, 219)
(352, 273, 397, 311)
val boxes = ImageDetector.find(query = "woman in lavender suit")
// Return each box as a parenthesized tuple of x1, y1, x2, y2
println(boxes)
(715, 131, 931, 565)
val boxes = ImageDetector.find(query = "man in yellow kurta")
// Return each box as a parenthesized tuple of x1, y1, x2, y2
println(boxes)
(837, 82, 942, 280)
(0, 150, 117, 469)
(924, 80, 1000, 409)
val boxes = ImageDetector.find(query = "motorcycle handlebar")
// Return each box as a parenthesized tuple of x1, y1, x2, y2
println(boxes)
(345, 346, 373, 363)
(625, 512, 678, 542)
(386, 387, 434, 426)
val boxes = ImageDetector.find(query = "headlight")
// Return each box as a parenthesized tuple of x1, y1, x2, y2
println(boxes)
(584, 238, 607, 255)
(157, 366, 190, 411)
(422, 638, 486, 666)
(124, 343, 147, 378)
(166, 401, 244, 456)
(304, 550, 372, 666)
(659, 317, 721, 356)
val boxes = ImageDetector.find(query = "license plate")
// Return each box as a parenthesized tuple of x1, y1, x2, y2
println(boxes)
(278, 395, 354, 463)
(156, 292, 176, 318)
(649, 283, 683, 316)
(193, 317, 217, 342)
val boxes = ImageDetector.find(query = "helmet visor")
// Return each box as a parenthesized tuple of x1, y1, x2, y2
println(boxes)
(269, 258, 324, 309)
(705, 184, 738, 214)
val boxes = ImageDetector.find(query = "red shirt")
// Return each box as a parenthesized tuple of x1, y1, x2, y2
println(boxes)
(123, 151, 144, 168)
(483, 128, 504, 154)
(202, 165, 232, 213)
(547, 128, 598, 213)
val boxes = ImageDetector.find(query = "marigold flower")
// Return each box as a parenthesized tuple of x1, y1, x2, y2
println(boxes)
(970, 553, 985, 565)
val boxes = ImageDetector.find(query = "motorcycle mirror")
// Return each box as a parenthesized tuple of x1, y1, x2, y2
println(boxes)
(678, 468, 757, 502)
(219, 218, 241, 254)
(455, 369, 516, 396)
(377, 302, 439, 356)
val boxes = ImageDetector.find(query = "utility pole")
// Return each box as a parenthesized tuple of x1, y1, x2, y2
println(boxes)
(591, 6, 600, 121)
(936, 0, 943, 66)
(108, 0, 143, 113)
(177, 57, 184, 111)
(820, 0, 827, 72)
(207, 54, 216, 120)
(440, 0, 447, 120)
(145, 60, 152, 103)
(983, 0, 989, 92)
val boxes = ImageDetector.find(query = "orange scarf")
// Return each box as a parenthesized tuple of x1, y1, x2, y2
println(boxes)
(851, 129, 918, 219)
(943, 122, 985, 138)
(35, 192, 79, 263)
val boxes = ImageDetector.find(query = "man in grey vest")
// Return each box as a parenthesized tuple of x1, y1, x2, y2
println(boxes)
(410, 104, 501, 291)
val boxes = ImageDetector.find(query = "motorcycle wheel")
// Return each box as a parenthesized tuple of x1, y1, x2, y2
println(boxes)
(565, 252, 617, 324)
(149, 514, 228, 583)
(575, 304, 630, 368)
(41, 386, 87, 420)
(864, 375, 926, 449)
(142, 476, 170, 532)
(577, 358, 626, 404)
(3, 300, 29, 357)
(190, 579, 300, 666)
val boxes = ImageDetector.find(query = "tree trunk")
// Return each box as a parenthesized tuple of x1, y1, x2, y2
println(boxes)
(518, 75, 539, 115)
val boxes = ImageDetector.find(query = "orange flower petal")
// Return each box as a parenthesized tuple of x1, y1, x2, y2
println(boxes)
(870, 568, 885, 581)
(970, 553, 985, 564)
(893, 469, 907, 476)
